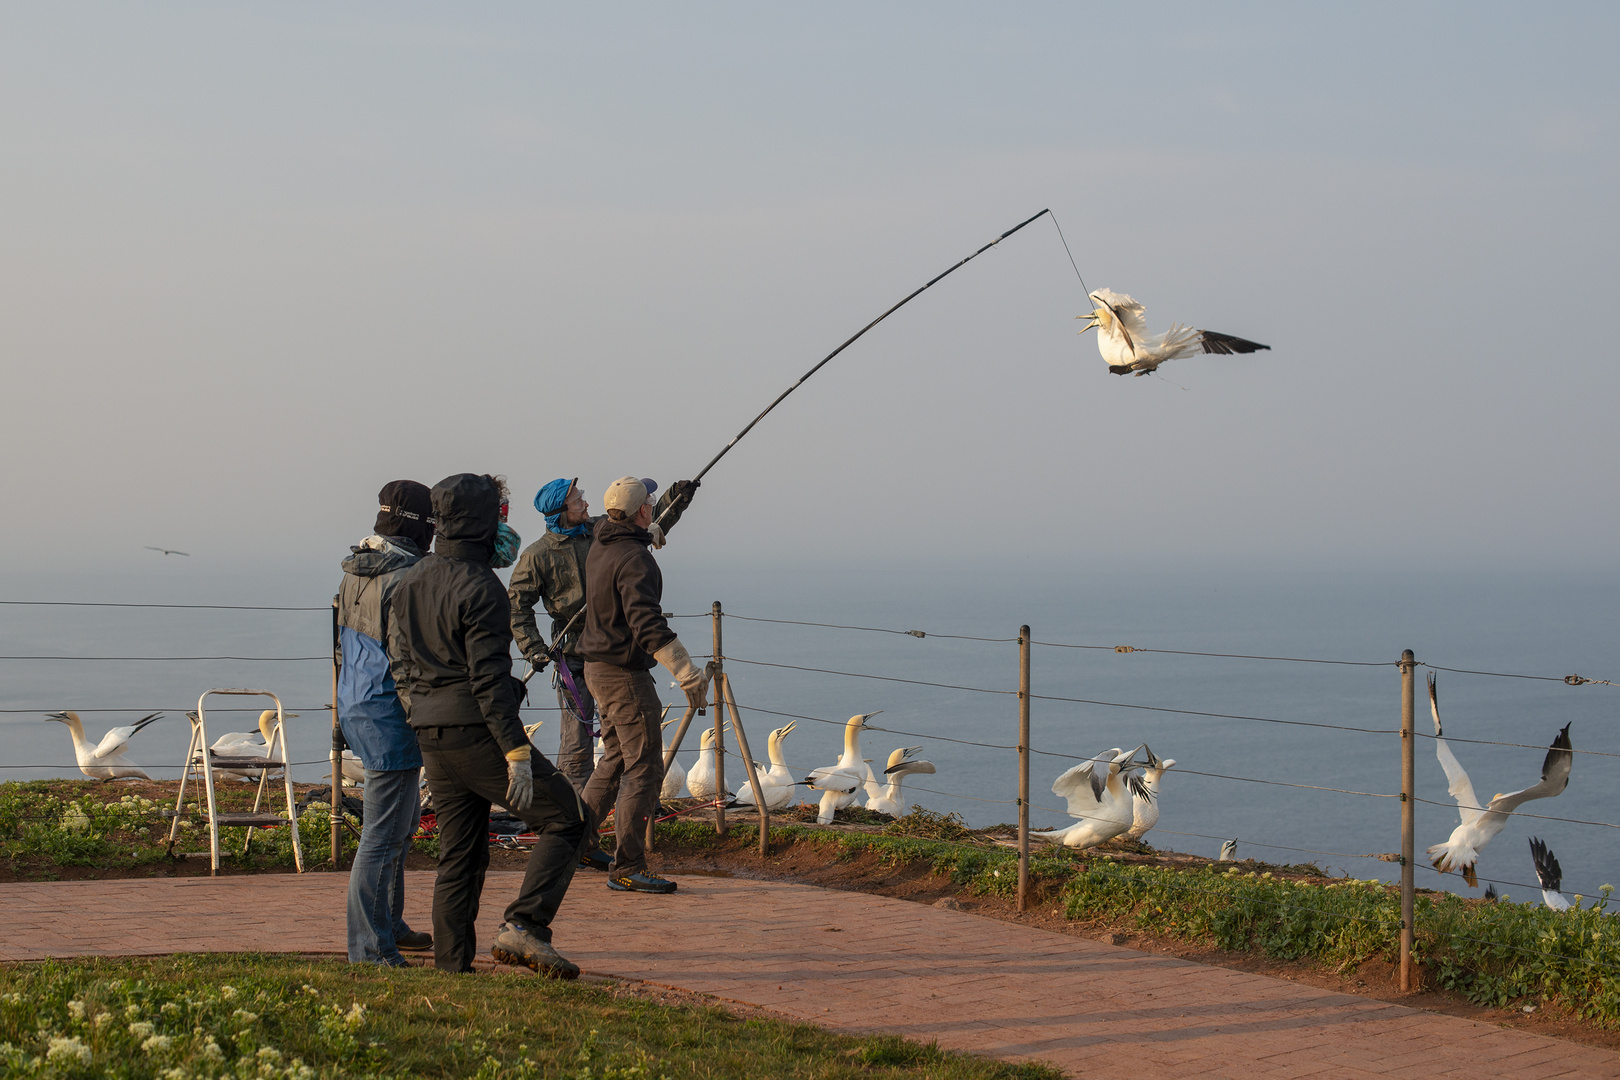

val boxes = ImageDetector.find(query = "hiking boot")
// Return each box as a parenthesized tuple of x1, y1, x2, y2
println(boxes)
(577, 847, 612, 872)
(395, 930, 433, 951)
(607, 870, 677, 894)
(490, 922, 579, 980)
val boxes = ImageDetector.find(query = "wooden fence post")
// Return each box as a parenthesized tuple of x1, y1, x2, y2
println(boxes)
(712, 601, 726, 835)
(1400, 648, 1416, 993)
(1018, 625, 1031, 912)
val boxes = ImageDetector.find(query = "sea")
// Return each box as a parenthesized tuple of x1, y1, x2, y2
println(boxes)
(3, 563, 1615, 905)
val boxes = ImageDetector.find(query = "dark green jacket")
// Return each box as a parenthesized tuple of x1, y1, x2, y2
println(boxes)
(508, 517, 601, 665)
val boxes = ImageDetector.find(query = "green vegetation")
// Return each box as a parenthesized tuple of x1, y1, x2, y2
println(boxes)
(0, 781, 382, 878)
(0, 955, 1063, 1080)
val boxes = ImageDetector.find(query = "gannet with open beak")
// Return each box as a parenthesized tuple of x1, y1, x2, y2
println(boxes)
(803, 712, 880, 824)
(732, 722, 798, 810)
(1032, 746, 1150, 850)
(1123, 748, 1176, 841)
(45, 711, 161, 780)
(1078, 288, 1269, 376)
(1426, 674, 1573, 888)
(866, 745, 935, 817)
(1528, 837, 1573, 912)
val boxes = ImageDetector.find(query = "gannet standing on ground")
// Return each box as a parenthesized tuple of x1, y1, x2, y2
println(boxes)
(207, 710, 291, 780)
(45, 711, 161, 780)
(686, 727, 732, 801)
(865, 745, 935, 817)
(1218, 838, 1238, 862)
(1529, 837, 1574, 912)
(732, 722, 798, 810)
(1123, 749, 1176, 841)
(659, 713, 689, 801)
(1031, 746, 1150, 849)
(803, 712, 880, 824)
(1426, 674, 1574, 887)
(1077, 288, 1269, 376)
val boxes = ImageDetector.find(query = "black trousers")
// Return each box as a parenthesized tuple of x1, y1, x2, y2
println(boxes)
(419, 724, 593, 973)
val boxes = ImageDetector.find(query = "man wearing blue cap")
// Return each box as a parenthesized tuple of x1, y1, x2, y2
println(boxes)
(509, 478, 606, 799)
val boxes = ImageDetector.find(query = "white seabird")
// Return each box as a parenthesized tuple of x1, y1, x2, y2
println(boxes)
(1031, 746, 1150, 850)
(1122, 748, 1176, 841)
(1528, 837, 1573, 912)
(1218, 838, 1238, 862)
(1077, 288, 1269, 376)
(732, 721, 798, 810)
(207, 710, 291, 780)
(1426, 674, 1573, 888)
(803, 712, 881, 824)
(659, 713, 688, 801)
(685, 727, 732, 801)
(865, 745, 935, 817)
(45, 711, 162, 781)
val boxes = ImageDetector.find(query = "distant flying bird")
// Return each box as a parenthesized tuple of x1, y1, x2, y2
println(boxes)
(144, 546, 190, 557)
(1528, 837, 1573, 912)
(46, 711, 161, 780)
(1426, 674, 1574, 888)
(1077, 288, 1269, 376)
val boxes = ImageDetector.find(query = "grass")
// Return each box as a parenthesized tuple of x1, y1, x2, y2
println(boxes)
(0, 955, 1064, 1080)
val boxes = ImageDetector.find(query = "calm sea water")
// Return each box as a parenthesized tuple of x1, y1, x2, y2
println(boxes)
(3, 563, 1615, 904)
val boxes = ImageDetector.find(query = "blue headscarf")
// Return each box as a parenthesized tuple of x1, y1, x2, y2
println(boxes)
(534, 477, 589, 538)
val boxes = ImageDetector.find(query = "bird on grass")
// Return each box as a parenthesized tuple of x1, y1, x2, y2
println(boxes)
(685, 727, 731, 801)
(1123, 748, 1176, 841)
(802, 712, 881, 825)
(1426, 674, 1573, 888)
(732, 721, 798, 811)
(1031, 746, 1150, 850)
(659, 711, 690, 801)
(1218, 838, 1239, 862)
(1077, 288, 1269, 376)
(207, 710, 294, 780)
(865, 745, 935, 817)
(1529, 837, 1572, 912)
(45, 711, 162, 780)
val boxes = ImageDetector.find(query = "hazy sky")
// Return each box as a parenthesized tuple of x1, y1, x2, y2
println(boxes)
(3, 3, 1617, 588)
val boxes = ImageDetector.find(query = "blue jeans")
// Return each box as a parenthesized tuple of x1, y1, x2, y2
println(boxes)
(346, 767, 421, 965)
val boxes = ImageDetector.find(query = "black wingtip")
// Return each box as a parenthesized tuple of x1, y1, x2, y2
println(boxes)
(1529, 836, 1563, 892)
(1199, 330, 1270, 355)
(1553, 722, 1573, 750)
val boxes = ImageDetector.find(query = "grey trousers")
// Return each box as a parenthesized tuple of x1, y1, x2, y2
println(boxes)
(554, 657, 596, 792)
(418, 724, 593, 972)
(580, 663, 664, 876)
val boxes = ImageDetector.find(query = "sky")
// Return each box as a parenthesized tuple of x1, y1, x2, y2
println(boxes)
(2, 2, 1617, 590)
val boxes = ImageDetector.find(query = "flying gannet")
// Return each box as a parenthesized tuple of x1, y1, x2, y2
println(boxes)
(1077, 288, 1269, 376)
(1426, 674, 1573, 888)
(803, 712, 881, 824)
(45, 711, 161, 780)
(1123, 748, 1176, 841)
(732, 721, 798, 810)
(1031, 746, 1150, 849)
(866, 745, 935, 817)
(1528, 837, 1573, 912)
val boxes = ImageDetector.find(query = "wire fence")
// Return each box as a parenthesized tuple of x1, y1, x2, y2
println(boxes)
(5, 595, 1618, 988)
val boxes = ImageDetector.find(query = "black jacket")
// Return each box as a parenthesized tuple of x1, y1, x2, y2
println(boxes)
(386, 474, 528, 755)
(578, 517, 677, 670)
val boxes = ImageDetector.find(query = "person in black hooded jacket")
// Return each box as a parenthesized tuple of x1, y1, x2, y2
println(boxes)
(386, 472, 591, 977)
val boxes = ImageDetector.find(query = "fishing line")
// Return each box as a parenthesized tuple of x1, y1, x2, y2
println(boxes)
(1047, 210, 1092, 300)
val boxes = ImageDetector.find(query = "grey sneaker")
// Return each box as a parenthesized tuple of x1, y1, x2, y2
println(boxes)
(491, 922, 579, 979)
(607, 870, 677, 894)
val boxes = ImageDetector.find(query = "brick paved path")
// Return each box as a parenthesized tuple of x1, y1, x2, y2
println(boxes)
(5, 871, 1617, 1079)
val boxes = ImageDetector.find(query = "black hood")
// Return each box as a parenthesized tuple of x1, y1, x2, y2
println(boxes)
(431, 473, 500, 561)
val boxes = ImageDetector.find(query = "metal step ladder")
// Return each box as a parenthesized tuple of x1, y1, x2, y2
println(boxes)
(164, 689, 304, 874)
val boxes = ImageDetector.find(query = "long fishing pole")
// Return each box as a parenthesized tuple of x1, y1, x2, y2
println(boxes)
(546, 210, 1055, 656)
(658, 207, 1052, 527)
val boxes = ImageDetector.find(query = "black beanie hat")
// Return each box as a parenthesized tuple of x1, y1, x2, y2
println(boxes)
(375, 480, 434, 550)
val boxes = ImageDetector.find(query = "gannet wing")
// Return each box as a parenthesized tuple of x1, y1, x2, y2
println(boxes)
(90, 726, 133, 760)
(1486, 724, 1573, 814)
(1428, 675, 1483, 823)
(1197, 330, 1269, 355)
(1092, 289, 1148, 341)
(1052, 759, 1106, 816)
(1529, 836, 1573, 911)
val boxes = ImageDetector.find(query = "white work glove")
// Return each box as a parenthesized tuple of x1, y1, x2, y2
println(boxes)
(655, 637, 708, 710)
(648, 522, 666, 550)
(504, 752, 534, 812)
